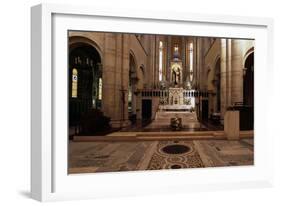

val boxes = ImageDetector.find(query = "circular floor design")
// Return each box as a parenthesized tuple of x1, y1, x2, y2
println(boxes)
(147, 141, 204, 170)
(170, 164, 182, 169)
(162, 144, 190, 154)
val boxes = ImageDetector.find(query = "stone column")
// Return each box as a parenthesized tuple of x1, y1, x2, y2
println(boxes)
(193, 38, 197, 87)
(132, 86, 137, 115)
(226, 39, 232, 107)
(148, 35, 155, 89)
(155, 36, 159, 88)
(200, 38, 205, 90)
(103, 33, 131, 128)
(196, 38, 200, 88)
(181, 36, 186, 82)
(102, 33, 116, 120)
(224, 110, 240, 140)
(167, 36, 171, 83)
(231, 40, 243, 104)
(220, 39, 227, 119)
(186, 38, 191, 83)
(102, 33, 131, 128)
(121, 34, 130, 127)
(184, 38, 188, 82)
(112, 34, 123, 127)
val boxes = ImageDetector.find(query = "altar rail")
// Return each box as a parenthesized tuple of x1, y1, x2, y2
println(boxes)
(141, 90, 208, 98)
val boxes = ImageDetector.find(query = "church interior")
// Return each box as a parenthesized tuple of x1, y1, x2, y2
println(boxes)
(68, 31, 254, 173)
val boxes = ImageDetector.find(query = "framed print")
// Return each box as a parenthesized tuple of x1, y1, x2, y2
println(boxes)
(31, 3, 274, 201)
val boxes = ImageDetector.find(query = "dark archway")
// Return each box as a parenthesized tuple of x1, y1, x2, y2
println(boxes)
(69, 44, 102, 127)
(214, 58, 221, 112)
(243, 52, 254, 106)
(128, 54, 138, 124)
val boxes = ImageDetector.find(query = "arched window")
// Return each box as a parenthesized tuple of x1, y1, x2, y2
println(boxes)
(189, 43, 193, 82)
(72, 68, 78, 98)
(128, 54, 137, 115)
(159, 41, 163, 81)
(98, 77, 102, 100)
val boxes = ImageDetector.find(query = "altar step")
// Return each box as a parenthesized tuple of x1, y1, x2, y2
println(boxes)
(146, 110, 201, 129)
(73, 130, 253, 142)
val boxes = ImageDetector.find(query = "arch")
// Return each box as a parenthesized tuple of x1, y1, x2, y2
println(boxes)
(140, 64, 146, 88)
(212, 55, 221, 71)
(68, 42, 103, 127)
(243, 52, 254, 106)
(129, 52, 139, 85)
(129, 50, 138, 72)
(214, 58, 221, 75)
(129, 52, 138, 82)
(69, 36, 103, 62)
(206, 66, 211, 74)
(243, 47, 254, 65)
(128, 52, 138, 123)
(129, 50, 144, 83)
(140, 64, 145, 77)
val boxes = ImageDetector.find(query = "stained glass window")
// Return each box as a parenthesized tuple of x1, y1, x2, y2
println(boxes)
(189, 43, 193, 82)
(159, 41, 163, 81)
(98, 78, 102, 100)
(72, 68, 78, 98)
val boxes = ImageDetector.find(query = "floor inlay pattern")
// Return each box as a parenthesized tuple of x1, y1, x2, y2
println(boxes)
(147, 141, 204, 170)
(68, 139, 253, 174)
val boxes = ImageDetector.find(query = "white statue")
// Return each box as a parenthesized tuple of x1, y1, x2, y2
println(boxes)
(172, 67, 181, 85)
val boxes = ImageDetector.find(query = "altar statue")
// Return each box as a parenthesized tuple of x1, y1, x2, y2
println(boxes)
(176, 68, 180, 84)
(172, 67, 181, 85)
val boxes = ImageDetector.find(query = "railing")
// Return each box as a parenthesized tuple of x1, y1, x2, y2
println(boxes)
(141, 89, 209, 98)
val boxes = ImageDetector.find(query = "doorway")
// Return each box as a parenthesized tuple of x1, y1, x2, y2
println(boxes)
(202, 100, 209, 120)
(69, 44, 102, 127)
(142, 99, 152, 120)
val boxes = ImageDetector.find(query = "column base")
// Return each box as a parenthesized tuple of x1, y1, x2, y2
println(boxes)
(224, 110, 240, 140)
(110, 119, 131, 128)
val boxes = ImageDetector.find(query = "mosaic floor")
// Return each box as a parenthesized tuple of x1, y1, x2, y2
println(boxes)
(68, 139, 254, 174)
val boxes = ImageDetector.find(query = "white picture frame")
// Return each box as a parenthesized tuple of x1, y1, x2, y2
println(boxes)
(31, 3, 274, 202)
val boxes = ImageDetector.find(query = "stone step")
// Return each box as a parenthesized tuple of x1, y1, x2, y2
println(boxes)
(73, 130, 253, 142)
(73, 135, 222, 142)
(136, 131, 217, 136)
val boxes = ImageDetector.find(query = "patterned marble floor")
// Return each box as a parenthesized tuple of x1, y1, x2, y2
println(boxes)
(68, 139, 254, 174)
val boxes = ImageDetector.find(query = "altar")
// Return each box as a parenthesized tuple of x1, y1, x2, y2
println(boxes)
(146, 44, 199, 129)
(159, 87, 196, 111)
(158, 44, 196, 112)
(159, 104, 191, 111)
